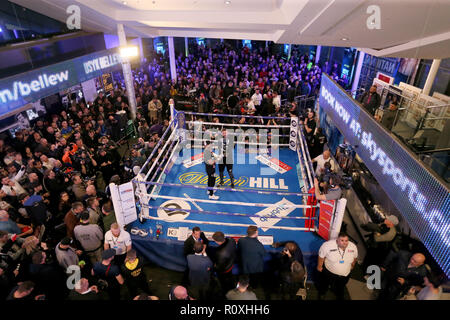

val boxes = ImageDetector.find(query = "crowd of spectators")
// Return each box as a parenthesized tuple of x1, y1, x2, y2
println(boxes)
(0, 40, 444, 301)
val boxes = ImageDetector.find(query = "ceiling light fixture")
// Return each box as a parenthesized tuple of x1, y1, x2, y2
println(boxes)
(225, 1, 231, 5)
(341, 37, 348, 41)
(122, 1, 127, 5)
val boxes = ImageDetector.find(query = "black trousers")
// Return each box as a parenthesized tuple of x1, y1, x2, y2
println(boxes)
(318, 266, 350, 300)
(219, 158, 234, 185)
(207, 173, 215, 195)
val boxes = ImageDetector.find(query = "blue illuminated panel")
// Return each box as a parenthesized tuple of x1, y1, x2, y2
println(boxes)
(319, 74, 450, 276)
(0, 48, 122, 118)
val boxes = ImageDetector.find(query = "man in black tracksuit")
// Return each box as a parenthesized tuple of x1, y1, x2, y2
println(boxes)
(218, 129, 235, 188)
(204, 141, 219, 200)
(209, 231, 237, 295)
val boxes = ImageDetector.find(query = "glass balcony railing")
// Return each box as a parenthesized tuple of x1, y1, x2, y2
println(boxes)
(355, 87, 450, 184)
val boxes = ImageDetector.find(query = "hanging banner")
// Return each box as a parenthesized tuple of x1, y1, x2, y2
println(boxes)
(289, 116, 298, 151)
(102, 73, 114, 92)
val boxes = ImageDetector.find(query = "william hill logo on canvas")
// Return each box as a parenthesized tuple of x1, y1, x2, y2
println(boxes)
(178, 172, 289, 190)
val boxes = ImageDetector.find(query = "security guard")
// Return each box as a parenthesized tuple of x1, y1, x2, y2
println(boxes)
(317, 232, 358, 300)
(204, 141, 219, 200)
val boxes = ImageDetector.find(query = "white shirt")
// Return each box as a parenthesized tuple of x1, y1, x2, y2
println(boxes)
(318, 239, 358, 277)
(251, 93, 262, 106)
(1, 181, 26, 196)
(246, 100, 256, 114)
(313, 154, 337, 176)
(272, 95, 281, 109)
(104, 230, 132, 256)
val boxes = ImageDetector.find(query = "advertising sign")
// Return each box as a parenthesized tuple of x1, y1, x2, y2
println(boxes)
(0, 48, 122, 118)
(319, 74, 450, 276)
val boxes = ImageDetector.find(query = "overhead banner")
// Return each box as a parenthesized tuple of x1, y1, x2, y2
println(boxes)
(0, 48, 122, 119)
(319, 74, 450, 277)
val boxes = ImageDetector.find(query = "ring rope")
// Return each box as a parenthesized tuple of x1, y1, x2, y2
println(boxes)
(148, 137, 179, 183)
(183, 111, 290, 120)
(138, 119, 176, 175)
(144, 128, 178, 180)
(149, 194, 316, 208)
(186, 138, 289, 147)
(185, 130, 290, 138)
(149, 139, 180, 197)
(187, 121, 290, 128)
(132, 179, 313, 197)
(140, 214, 316, 232)
(142, 204, 318, 221)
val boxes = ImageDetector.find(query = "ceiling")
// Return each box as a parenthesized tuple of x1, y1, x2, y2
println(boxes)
(9, 0, 450, 59)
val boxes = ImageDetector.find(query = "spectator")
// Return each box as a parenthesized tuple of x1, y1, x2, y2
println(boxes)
(237, 226, 265, 288)
(101, 201, 116, 233)
(64, 202, 84, 239)
(54, 236, 80, 271)
(28, 250, 65, 300)
(67, 278, 103, 301)
(6, 281, 44, 300)
(225, 275, 257, 300)
(210, 231, 237, 294)
(0, 210, 32, 237)
(168, 285, 194, 300)
(274, 241, 305, 300)
(74, 212, 104, 264)
(378, 250, 427, 300)
(71, 174, 87, 201)
(121, 249, 149, 298)
(416, 274, 443, 300)
(317, 232, 358, 300)
(91, 248, 124, 300)
(86, 197, 101, 225)
(183, 226, 209, 257)
(187, 241, 213, 300)
(376, 102, 399, 131)
(359, 85, 381, 116)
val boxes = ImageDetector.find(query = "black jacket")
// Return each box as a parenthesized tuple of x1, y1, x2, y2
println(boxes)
(184, 233, 210, 257)
(360, 91, 381, 115)
(211, 238, 237, 274)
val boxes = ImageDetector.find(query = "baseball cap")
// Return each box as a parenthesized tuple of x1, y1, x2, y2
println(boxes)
(386, 215, 399, 226)
(102, 248, 116, 260)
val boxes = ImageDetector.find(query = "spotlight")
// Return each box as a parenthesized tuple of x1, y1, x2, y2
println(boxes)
(120, 46, 139, 58)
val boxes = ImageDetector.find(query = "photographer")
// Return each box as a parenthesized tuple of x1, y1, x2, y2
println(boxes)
(96, 148, 114, 186)
(313, 173, 342, 201)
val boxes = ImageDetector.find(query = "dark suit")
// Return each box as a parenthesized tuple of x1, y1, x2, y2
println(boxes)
(187, 254, 213, 300)
(183, 233, 210, 257)
(237, 237, 266, 274)
(360, 91, 381, 115)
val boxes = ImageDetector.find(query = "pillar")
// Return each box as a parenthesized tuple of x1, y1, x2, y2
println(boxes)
(315, 46, 321, 64)
(185, 37, 189, 57)
(351, 51, 365, 99)
(423, 59, 441, 96)
(168, 36, 177, 82)
(117, 23, 137, 120)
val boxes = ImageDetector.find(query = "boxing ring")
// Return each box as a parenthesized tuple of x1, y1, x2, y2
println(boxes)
(129, 109, 325, 274)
